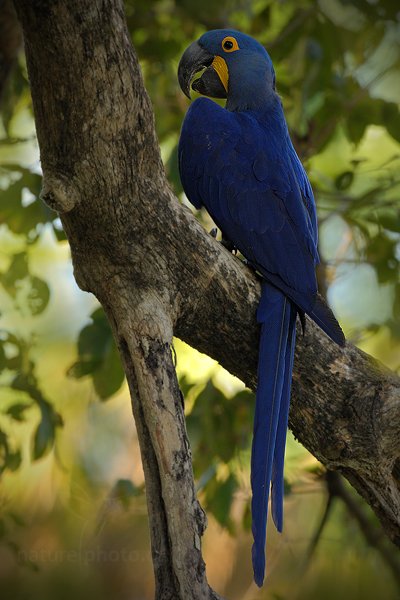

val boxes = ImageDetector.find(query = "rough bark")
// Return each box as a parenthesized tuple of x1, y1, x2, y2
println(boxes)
(13, 0, 400, 596)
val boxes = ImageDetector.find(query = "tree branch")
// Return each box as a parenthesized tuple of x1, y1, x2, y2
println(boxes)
(325, 472, 400, 586)
(13, 0, 400, 595)
(105, 295, 216, 599)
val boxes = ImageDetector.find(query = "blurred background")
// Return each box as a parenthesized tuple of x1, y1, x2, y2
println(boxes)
(0, 0, 399, 598)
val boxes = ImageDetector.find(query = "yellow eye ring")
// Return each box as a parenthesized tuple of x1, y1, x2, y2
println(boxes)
(221, 36, 239, 53)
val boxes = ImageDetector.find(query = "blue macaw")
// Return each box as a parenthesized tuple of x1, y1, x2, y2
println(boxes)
(177, 29, 345, 587)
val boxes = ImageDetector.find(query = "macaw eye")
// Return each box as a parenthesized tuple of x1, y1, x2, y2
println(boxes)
(222, 36, 239, 53)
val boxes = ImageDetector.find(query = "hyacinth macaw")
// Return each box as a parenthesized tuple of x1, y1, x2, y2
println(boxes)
(177, 29, 345, 587)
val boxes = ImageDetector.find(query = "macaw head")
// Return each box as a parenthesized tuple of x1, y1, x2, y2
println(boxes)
(178, 30, 276, 110)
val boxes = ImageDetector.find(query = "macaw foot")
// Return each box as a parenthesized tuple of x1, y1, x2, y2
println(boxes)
(210, 227, 237, 254)
(221, 234, 237, 254)
(209, 227, 218, 238)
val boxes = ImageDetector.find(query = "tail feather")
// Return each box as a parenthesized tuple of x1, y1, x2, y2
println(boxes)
(251, 282, 292, 587)
(310, 294, 345, 347)
(271, 304, 296, 532)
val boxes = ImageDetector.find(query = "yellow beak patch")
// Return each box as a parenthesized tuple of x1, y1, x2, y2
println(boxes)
(212, 56, 229, 93)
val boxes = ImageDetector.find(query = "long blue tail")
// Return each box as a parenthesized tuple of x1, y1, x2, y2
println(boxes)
(251, 281, 296, 587)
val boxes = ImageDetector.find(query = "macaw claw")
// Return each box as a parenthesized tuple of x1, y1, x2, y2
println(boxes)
(222, 235, 237, 254)
(210, 227, 237, 254)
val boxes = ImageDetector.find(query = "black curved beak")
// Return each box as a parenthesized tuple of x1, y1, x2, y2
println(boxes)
(178, 41, 227, 99)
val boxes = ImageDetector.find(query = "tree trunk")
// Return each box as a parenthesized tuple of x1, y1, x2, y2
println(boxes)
(13, 0, 400, 596)
(0, 0, 22, 103)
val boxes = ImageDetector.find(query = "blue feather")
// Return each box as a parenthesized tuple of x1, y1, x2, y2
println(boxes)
(178, 29, 345, 587)
(271, 302, 296, 533)
(251, 281, 294, 586)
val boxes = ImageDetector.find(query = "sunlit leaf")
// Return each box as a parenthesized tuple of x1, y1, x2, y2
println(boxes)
(68, 308, 125, 400)
(93, 342, 125, 400)
(1, 252, 29, 297)
(0, 171, 52, 235)
(27, 276, 50, 315)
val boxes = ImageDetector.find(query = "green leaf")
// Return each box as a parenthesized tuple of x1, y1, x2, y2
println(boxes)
(0, 342, 6, 374)
(366, 210, 400, 233)
(383, 103, 400, 143)
(178, 374, 196, 399)
(284, 477, 292, 496)
(77, 308, 112, 358)
(346, 104, 369, 144)
(32, 412, 55, 460)
(242, 501, 252, 531)
(187, 381, 234, 467)
(204, 473, 238, 530)
(0, 253, 50, 316)
(68, 308, 125, 400)
(26, 276, 50, 315)
(93, 341, 125, 400)
(6, 403, 31, 422)
(31, 401, 62, 460)
(0, 171, 52, 235)
(335, 171, 354, 191)
(113, 479, 140, 508)
(6, 450, 22, 472)
(0, 429, 22, 474)
(366, 234, 399, 284)
(1, 252, 29, 297)
(67, 359, 100, 379)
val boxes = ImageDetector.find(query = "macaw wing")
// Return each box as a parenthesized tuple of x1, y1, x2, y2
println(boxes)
(179, 98, 242, 209)
(179, 98, 318, 307)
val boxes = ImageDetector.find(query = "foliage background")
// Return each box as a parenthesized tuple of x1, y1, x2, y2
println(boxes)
(0, 0, 399, 598)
